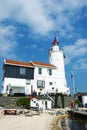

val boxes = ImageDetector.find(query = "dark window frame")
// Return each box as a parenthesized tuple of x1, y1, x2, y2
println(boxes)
(49, 82, 53, 85)
(37, 80, 45, 88)
(38, 68, 42, 75)
(48, 69, 52, 75)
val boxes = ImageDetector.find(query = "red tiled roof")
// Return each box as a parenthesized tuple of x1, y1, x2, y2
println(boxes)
(32, 61, 56, 68)
(4, 59, 56, 69)
(5, 59, 34, 68)
(30, 96, 40, 100)
(30, 96, 49, 100)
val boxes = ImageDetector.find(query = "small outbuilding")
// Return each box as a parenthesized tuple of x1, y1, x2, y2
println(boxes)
(30, 96, 52, 110)
(76, 92, 87, 107)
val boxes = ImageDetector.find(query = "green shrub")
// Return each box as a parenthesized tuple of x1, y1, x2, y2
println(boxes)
(0, 104, 4, 107)
(16, 97, 30, 109)
(74, 99, 81, 105)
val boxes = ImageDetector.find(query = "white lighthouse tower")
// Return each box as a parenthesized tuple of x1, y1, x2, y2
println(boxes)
(49, 36, 70, 95)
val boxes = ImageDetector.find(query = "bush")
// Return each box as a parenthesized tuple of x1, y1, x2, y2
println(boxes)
(74, 99, 81, 105)
(16, 97, 30, 109)
(0, 104, 4, 107)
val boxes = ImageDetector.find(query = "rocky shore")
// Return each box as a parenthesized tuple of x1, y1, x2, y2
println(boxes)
(51, 114, 71, 130)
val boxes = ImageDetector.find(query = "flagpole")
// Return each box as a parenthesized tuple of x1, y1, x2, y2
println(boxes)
(71, 71, 76, 95)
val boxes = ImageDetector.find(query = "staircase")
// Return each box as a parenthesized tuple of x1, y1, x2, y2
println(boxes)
(46, 94, 55, 103)
(46, 94, 55, 108)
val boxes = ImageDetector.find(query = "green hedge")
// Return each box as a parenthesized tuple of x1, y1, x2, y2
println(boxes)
(54, 93, 64, 108)
(16, 97, 30, 109)
(74, 99, 81, 105)
(0, 104, 4, 107)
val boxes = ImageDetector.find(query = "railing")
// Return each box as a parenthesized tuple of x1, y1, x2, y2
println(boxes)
(46, 93, 55, 103)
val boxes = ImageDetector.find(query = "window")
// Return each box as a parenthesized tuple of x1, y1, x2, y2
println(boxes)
(26, 80, 31, 85)
(49, 82, 53, 85)
(48, 69, 52, 75)
(20, 67, 26, 75)
(6, 85, 8, 91)
(37, 80, 45, 88)
(38, 68, 42, 74)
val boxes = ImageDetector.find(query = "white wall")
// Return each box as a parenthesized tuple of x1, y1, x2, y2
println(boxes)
(30, 98, 51, 109)
(2, 61, 70, 95)
(47, 100, 51, 109)
(2, 78, 32, 95)
(33, 66, 57, 94)
(82, 96, 87, 107)
(30, 98, 39, 108)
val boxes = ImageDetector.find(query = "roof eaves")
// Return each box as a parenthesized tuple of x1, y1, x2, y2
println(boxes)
(5, 60, 35, 68)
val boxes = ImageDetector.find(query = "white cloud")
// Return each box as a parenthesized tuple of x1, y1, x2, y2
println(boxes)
(0, 0, 87, 59)
(63, 39, 87, 69)
(0, 24, 17, 58)
(0, 0, 87, 36)
(74, 58, 87, 69)
(0, 0, 54, 35)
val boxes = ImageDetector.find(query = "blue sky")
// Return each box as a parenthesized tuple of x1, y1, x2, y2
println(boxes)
(0, 0, 87, 94)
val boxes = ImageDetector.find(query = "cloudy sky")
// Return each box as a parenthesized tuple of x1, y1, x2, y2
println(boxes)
(0, 0, 87, 94)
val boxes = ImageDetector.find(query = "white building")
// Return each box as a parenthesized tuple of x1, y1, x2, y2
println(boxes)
(30, 96, 52, 109)
(76, 92, 87, 107)
(2, 37, 70, 95)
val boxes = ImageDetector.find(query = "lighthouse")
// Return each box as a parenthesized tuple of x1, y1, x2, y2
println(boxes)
(49, 36, 70, 94)
(2, 36, 70, 96)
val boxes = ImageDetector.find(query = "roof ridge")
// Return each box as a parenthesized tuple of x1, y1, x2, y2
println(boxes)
(5, 59, 56, 68)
